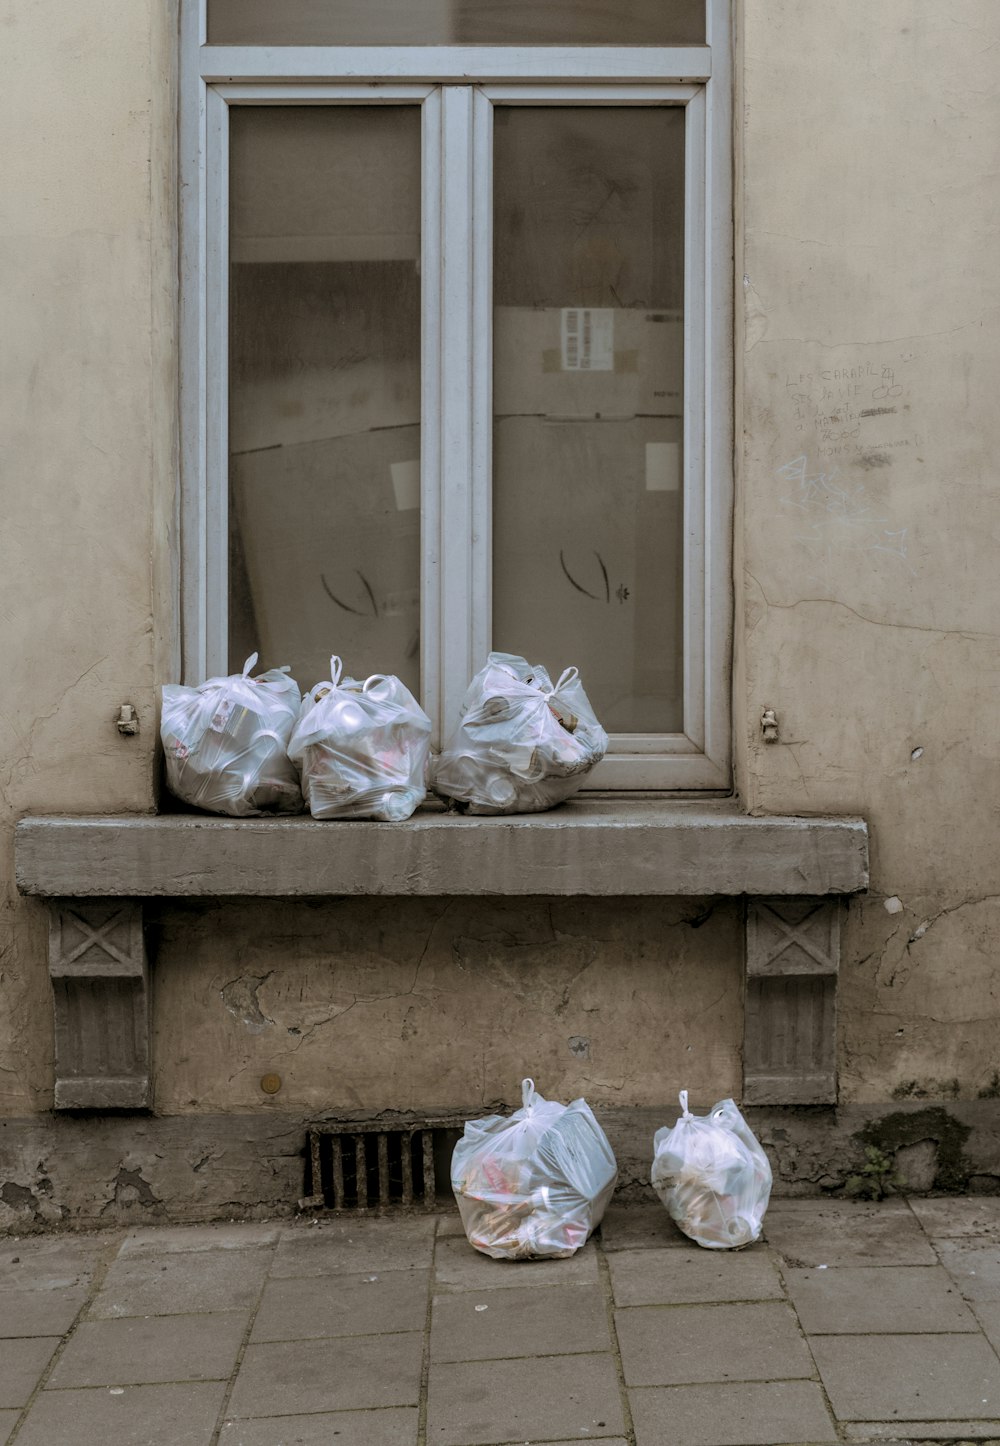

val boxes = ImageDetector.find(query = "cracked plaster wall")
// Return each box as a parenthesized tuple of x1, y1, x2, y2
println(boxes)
(0, 1, 177, 1112)
(2, 1, 999, 1125)
(152, 898, 742, 1113)
(737, 0, 1000, 1101)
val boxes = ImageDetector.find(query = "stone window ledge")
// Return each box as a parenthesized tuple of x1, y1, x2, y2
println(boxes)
(15, 800, 868, 899)
(15, 803, 867, 1110)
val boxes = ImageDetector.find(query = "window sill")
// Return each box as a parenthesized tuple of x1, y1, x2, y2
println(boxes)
(15, 800, 868, 898)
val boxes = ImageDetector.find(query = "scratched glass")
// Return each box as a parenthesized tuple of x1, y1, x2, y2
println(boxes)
(208, 0, 704, 46)
(491, 107, 685, 735)
(227, 106, 421, 696)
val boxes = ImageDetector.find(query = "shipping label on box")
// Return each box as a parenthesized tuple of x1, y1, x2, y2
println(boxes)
(495, 307, 683, 420)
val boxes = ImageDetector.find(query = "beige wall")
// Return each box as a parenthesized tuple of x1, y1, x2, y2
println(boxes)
(152, 898, 742, 1113)
(2, 1, 999, 1120)
(737, 0, 1000, 1100)
(0, 0, 176, 1112)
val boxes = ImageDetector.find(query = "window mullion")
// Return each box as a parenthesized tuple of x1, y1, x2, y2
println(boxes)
(435, 86, 479, 740)
(471, 90, 493, 705)
(204, 85, 230, 680)
(420, 89, 443, 744)
(682, 87, 707, 754)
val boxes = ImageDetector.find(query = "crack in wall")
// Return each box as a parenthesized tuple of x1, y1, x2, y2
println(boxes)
(221, 972, 275, 1033)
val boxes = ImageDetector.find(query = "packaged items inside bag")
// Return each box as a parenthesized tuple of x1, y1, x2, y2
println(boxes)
(161, 652, 303, 817)
(451, 1078, 618, 1260)
(288, 656, 432, 821)
(651, 1090, 773, 1249)
(432, 652, 608, 815)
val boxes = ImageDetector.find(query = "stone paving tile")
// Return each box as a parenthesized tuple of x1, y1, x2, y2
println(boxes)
(0, 1234, 112, 1291)
(251, 1269, 429, 1342)
(630, 1379, 838, 1445)
(15, 1380, 226, 1446)
(787, 1264, 979, 1334)
(435, 1211, 468, 1238)
(598, 1203, 690, 1251)
(0, 1335, 60, 1408)
(0, 1285, 88, 1336)
(90, 1244, 270, 1317)
(119, 1222, 281, 1257)
(608, 1245, 784, 1307)
(49, 1310, 248, 1387)
(616, 1300, 814, 1387)
(228, 1331, 424, 1417)
(972, 1299, 1000, 1352)
(935, 1239, 1000, 1301)
(426, 1352, 624, 1445)
(272, 1217, 436, 1277)
(218, 1406, 419, 1445)
(811, 1333, 1000, 1420)
(843, 1421, 1000, 1441)
(909, 1198, 1000, 1240)
(433, 1234, 599, 1291)
(430, 1281, 609, 1362)
(763, 1199, 938, 1268)
(0, 1411, 18, 1446)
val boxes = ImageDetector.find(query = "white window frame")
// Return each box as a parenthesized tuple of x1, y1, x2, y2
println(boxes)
(180, 0, 733, 790)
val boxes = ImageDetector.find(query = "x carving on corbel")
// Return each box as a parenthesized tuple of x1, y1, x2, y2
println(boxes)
(62, 908, 135, 969)
(747, 898, 841, 977)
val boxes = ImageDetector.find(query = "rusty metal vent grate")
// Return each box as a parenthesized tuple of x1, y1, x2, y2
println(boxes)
(301, 1123, 464, 1212)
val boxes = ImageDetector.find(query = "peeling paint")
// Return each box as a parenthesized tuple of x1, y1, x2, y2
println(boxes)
(221, 973, 275, 1034)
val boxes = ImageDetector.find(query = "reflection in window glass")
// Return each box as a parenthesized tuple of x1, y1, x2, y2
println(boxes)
(208, 0, 704, 46)
(492, 107, 685, 734)
(228, 106, 421, 694)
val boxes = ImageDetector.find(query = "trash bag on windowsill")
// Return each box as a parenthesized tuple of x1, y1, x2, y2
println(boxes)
(161, 652, 304, 817)
(431, 652, 608, 815)
(651, 1090, 773, 1249)
(288, 655, 432, 822)
(452, 1078, 618, 1260)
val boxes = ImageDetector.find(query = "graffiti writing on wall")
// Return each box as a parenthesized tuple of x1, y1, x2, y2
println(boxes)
(782, 357, 921, 461)
(776, 455, 913, 572)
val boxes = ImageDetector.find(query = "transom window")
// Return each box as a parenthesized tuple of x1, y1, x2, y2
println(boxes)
(180, 0, 732, 789)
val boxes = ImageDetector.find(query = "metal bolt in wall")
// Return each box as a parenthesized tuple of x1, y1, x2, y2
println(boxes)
(116, 704, 140, 736)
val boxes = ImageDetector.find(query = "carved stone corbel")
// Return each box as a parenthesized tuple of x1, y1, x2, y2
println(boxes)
(48, 901, 150, 1110)
(743, 897, 842, 1105)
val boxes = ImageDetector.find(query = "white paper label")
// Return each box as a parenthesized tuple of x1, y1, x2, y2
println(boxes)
(645, 441, 681, 492)
(390, 459, 421, 511)
(561, 308, 614, 371)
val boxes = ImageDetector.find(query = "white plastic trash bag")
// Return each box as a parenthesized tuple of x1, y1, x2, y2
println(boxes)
(451, 1078, 618, 1260)
(651, 1090, 772, 1249)
(432, 652, 608, 814)
(288, 656, 432, 821)
(161, 652, 303, 817)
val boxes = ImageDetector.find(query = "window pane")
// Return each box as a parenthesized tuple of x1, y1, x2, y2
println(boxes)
(492, 107, 685, 735)
(228, 106, 421, 695)
(208, 0, 703, 46)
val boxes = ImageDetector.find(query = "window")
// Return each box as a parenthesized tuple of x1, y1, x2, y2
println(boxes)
(180, 0, 732, 789)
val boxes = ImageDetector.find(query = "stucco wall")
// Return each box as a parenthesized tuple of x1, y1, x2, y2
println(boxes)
(2, 1, 999, 1133)
(737, 0, 1000, 1102)
(0, 0, 176, 1112)
(151, 897, 742, 1114)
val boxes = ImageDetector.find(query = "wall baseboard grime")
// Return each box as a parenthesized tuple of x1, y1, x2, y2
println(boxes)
(2, 1101, 998, 1233)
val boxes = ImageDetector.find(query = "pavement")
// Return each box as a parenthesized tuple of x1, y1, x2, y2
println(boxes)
(2, 1197, 1000, 1446)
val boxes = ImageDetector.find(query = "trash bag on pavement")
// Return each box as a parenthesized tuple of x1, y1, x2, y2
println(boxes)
(161, 652, 303, 817)
(451, 1078, 618, 1260)
(432, 652, 608, 814)
(288, 656, 432, 821)
(651, 1090, 772, 1249)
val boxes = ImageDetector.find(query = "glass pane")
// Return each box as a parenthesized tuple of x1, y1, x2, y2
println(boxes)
(228, 106, 421, 695)
(209, 0, 703, 46)
(492, 107, 685, 735)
